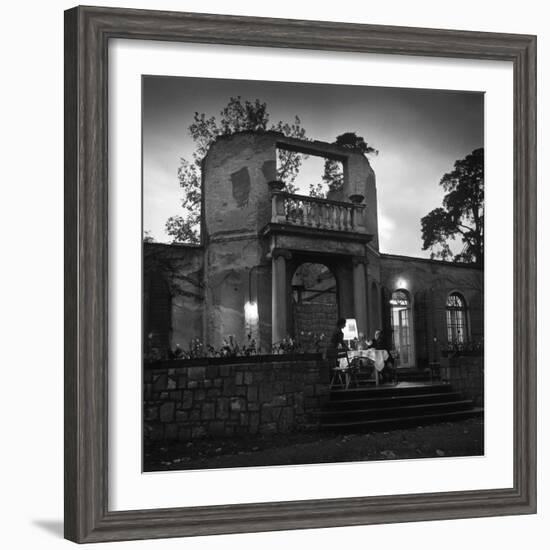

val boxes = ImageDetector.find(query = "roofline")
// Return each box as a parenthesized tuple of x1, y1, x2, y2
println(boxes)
(143, 241, 203, 250)
(379, 252, 483, 270)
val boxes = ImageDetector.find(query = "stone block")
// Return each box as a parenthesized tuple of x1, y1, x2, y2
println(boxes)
(247, 386, 258, 402)
(195, 390, 206, 401)
(250, 412, 260, 428)
(147, 424, 164, 441)
(230, 397, 245, 412)
(236, 385, 247, 396)
(259, 383, 273, 402)
(165, 423, 178, 440)
(225, 426, 235, 437)
(214, 378, 223, 388)
(159, 402, 175, 422)
(181, 390, 193, 409)
(175, 410, 188, 423)
(202, 403, 215, 420)
(279, 407, 294, 429)
(192, 426, 207, 438)
(206, 365, 218, 379)
(153, 374, 167, 392)
(261, 404, 272, 423)
(145, 406, 158, 421)
(144, 384, 153, 400)
(217, 398, 229, 419)
(167, 377, 176, 390)
(259, 422, 277, 435)
(210, 421, 226, 437)
(272, 395, 287, 406)
(188, 381, 199, 389)
(244, 372, 254, 385)
(223, 378, 237, 396)
(235, 372, 244, 385)
(219, 365, 232, 377)
(188, 366, 206, 380)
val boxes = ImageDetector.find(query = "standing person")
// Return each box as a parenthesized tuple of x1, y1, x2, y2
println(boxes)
(330, 318, 348, 352)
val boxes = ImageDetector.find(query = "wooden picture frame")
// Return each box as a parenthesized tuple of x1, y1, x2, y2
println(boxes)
(64, 5, 537, 543)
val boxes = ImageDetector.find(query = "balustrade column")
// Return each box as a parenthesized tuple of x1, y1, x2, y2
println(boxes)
(272, 249, 291, 345)
(352, 256, 368, 338)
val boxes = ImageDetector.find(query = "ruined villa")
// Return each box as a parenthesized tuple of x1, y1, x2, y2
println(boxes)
(144, 130, 483, 369)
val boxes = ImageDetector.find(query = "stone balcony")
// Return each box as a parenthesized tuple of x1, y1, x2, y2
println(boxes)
(268, 181, 367, 235)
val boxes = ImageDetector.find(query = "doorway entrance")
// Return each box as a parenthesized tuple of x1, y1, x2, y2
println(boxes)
(390, 289, 414, 367)
(291, 263, 338, 342)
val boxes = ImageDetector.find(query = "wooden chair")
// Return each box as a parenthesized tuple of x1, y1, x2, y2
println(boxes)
(330, 349, 356, 389)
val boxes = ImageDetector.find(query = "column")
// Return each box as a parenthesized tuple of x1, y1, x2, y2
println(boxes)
(271, 249, 291, 345)
(352, 256, 368, 338)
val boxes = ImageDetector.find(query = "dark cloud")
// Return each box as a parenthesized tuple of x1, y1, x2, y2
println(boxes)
(143, 75, 483, 256)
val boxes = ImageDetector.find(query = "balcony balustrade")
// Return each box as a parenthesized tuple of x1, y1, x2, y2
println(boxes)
(270, 190, 366, 234)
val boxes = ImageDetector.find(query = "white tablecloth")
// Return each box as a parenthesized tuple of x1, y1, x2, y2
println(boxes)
(348, 349, 389, 372)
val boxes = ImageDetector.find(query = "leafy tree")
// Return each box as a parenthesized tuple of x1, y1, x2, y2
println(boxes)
(164, 97, 308, 244)
(421, 148, 484, 265)
(321, 132, 378, 197)
(143, 230, 155, 243)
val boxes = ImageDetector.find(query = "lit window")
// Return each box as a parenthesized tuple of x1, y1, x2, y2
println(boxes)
(446, 293, 468, 345)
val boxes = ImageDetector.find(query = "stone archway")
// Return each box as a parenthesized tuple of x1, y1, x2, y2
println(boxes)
(291, 262, 338, 341)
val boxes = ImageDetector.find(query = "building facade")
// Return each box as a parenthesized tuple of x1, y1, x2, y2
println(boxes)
(144, 131, 483, 369)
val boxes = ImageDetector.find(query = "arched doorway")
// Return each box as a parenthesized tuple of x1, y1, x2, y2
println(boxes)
(390, 289, 413, 367)
(291, 262, 338, 341)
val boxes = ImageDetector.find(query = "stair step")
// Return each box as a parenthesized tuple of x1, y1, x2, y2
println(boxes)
(319, 407, 484, 431)
(318, 400, 474, 422)
(326, 391, 463, 410)
(330, 383, 453, 400)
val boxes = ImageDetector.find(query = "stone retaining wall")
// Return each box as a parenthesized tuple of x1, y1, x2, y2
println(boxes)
(144, 355, 330, 442)
(441, 353, 484, 406)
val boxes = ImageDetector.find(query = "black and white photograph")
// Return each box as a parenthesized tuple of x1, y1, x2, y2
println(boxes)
(142, 76, 485, 472)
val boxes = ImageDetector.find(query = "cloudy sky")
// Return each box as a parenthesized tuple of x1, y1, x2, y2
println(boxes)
(143, 76, 483, 258)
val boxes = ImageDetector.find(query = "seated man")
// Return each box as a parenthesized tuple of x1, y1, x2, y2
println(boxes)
(367, 329, 396, 384)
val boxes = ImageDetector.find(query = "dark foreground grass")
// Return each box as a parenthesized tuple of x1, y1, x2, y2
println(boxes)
(144, 417, 483, 471)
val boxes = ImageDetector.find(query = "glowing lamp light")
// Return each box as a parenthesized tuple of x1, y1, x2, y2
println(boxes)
(343, 318, 358, 341)
(244, 301, 259, 323)
(396, 278, 408, 289)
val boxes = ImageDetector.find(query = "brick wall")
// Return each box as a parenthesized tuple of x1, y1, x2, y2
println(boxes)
(440, 353, 484, 406)
(293, 302, 337, 338)
(144, 355, 330, 442)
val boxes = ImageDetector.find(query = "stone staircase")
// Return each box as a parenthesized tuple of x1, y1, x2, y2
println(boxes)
(317, 382, 483, 432)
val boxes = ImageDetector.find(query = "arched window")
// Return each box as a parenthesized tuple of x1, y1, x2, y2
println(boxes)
(446, 292, 468, 345)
